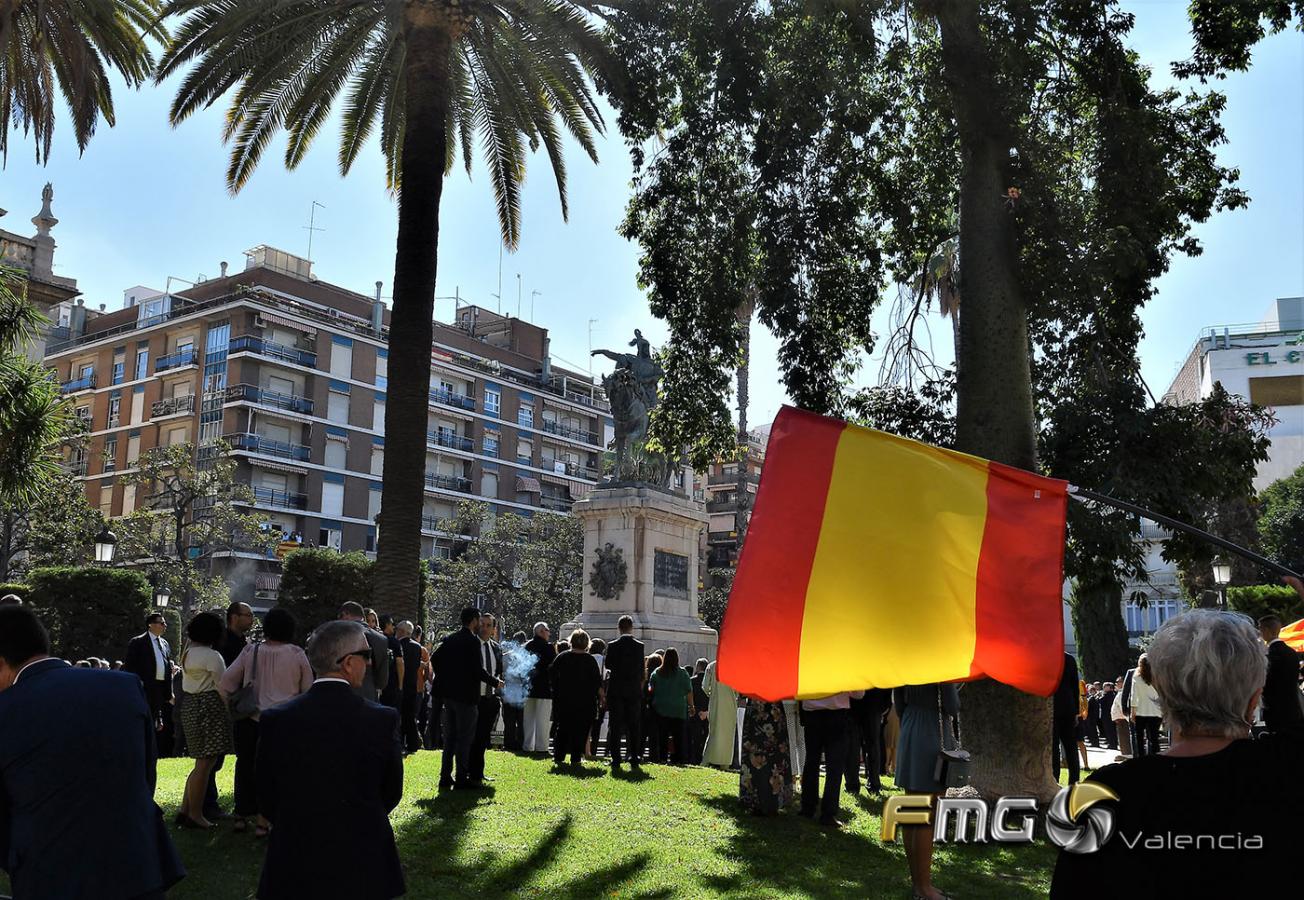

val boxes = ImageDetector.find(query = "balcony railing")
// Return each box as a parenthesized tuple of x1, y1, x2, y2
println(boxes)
(483, 444, 500, 459)
(63, 458, 89, 477)
(226, 383, 315, 415)
(228, 335, 317, 367)
(516, 455, 533, 466)
(60, 373, 96, 393)
(227, 432, 312, 462)
(543, 460, 602, 481)
(155, 348, 198, 372)
(541, 419, 600, 445)
(251, 486, 309, 510)
(152, 394, 196, 418)
(425, 472, 473, 494)
(517, 413, 534, 429)
(429, 386, 476, 411)
(708, 471, 758, 486)
(707, 498, 739, 513)
(540, 496, 572, 512)
(427, 429, 474, 453)
(708, 530, 738, 543)
(106, 415, 121, 430)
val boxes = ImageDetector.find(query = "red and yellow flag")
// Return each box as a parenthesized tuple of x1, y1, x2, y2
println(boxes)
(1280, 618, 1304, 653)
(717, 406, 1068, 700)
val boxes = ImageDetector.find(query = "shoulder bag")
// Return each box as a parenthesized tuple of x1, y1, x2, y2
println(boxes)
(932, 685, 972, 789)
(228, 643, 261, 721)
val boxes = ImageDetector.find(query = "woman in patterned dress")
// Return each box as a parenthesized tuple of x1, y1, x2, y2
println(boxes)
(178, 611, 234, 829)
(739, 698, 794, 815)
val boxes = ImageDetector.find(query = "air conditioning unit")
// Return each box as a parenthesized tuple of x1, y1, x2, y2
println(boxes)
(253, 315, 268, 330)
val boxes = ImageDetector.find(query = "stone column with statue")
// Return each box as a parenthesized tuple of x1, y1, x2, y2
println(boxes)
(562, 330, 718, 664)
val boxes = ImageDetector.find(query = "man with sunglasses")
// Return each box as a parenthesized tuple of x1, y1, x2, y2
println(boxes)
(255, 620, 404, 900)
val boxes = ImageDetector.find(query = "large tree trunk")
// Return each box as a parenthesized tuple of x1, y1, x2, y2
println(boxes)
(1071, 576, 1132, 683)
(924, 0, 1056, 802)
(374, 10, 455, 621)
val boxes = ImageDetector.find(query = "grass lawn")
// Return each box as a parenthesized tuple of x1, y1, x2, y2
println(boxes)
(145, 751, 1056, 899)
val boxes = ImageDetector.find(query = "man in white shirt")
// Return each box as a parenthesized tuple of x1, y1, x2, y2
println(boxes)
(124, 613, 174, 729)
(799, 690, 864, 829)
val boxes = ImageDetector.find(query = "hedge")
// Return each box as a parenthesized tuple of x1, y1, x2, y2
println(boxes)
(25, 567, 152, 662)
(1225, 583, 1304, 625)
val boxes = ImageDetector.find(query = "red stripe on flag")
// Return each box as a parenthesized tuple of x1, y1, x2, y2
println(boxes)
(717, 407, 843, 700)
(969, 461, 1068, 696)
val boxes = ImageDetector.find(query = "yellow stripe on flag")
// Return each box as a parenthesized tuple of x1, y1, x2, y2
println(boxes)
(795, 426, 989, 696)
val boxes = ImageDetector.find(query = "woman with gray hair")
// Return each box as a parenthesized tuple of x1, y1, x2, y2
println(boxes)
(1050, 605, 1303, 898)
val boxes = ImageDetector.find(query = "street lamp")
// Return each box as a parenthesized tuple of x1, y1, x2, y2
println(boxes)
(154, 585, 171, 608)
(93, 526, 118, 564)
(1212, 554, 1232, 607)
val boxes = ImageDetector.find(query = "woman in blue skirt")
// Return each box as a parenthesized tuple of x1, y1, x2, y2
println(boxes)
(895, 683, 961, 900)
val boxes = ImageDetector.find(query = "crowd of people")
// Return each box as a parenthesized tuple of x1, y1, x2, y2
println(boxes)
(0, 576, 1301, 899)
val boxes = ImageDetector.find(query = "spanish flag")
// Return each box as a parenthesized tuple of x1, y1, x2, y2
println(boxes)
(717, 406, 1068, 700)
(1281, 617, 1304, 653)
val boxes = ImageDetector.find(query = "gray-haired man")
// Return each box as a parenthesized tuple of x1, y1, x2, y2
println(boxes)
(338, 601, 391, 702)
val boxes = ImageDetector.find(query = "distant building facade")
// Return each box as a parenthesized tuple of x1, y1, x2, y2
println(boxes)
(694, 424, 770, 589)
(43, 246, 611, 606)
(0, 184, 79, 358)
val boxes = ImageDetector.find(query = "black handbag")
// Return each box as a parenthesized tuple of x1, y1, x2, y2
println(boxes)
(228, 643, 260, 721)
(932, 685, 971, 788)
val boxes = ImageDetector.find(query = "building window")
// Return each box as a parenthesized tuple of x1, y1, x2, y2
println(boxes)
(319, 527, 342, 552)
(484, 388, 501, 416)
(126, 434, 141, 466)
(103, 438, 117, 472)
(481, 471, 499, 499)
(371, 446, 384, 475)
(483, 431, 500, 458)
(122, 483, 137, 515)
(368, 489, 382, 522)
(320, 481, 344, 518)
(327, 390, 350, 424)
(107, 397, 121, 429)
(111, 352, 125, 385)
(329, 338, 353, 379)
(373, 396, 386, 431)
(135, 348, 149, 381)
(518, 403, 534, 428)
(1248, 375, 1304, 408)
(325, 438, 348, 470)
(167, 427, 187, 446)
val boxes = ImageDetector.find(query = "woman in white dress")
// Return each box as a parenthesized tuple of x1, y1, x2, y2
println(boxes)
(701, 661, 738, 767)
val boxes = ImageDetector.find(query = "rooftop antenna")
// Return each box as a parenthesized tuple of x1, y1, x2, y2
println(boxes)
(304, 201, 326, 264)
(496, 243, 503, 314)
(516, 273, 522, 318)
(588, 318, 599, 374)
(531, 290, 542, 321)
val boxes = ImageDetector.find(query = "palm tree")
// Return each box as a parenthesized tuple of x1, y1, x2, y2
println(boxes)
(0, 0, 163, 163)
(157, 1, 610, 616)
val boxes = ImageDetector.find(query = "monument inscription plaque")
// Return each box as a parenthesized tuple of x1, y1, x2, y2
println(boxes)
(654, 550, 689, 600)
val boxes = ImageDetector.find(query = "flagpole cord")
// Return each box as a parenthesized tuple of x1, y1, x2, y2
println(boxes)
(1067, 485, 1303, 581)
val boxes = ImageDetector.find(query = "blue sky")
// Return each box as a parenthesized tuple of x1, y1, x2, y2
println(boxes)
(2, 2, 1299, 429)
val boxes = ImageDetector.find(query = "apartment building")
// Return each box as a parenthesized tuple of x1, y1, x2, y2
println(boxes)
(0, 184, 80, 359)
(45, 246, 612, 605)
(695, 425, 770, 587)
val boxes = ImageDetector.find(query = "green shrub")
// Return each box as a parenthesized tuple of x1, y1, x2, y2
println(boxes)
(1226, 583, 1304, 625)
(0, 582, 30, 601)
(25, 566, 151, 662)
(277, 549, 374, 634)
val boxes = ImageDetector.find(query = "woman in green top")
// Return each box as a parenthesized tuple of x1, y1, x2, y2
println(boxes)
(649, 648, 694, 764)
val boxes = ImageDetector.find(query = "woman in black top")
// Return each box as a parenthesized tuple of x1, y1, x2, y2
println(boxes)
(1051, 605, 1304, 898)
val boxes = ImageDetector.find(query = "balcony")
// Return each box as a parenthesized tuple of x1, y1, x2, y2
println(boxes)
(429, 386, 476, 411)
(60, 373, 96, 393)
(427, 429, 474, 453)
(425, 472, 473, 494)
(517, 413, 535, 429)
(251, 486, 309, 510)
(483, 443, 500, 459)
(516, 455, 533, 466)
(709, 471, 758, 486)
(226, 384, 314, 415)
(708, 498, 739, 513)
(152, 394, 196, 418)
(543, 460, 602, 481)
(708, 530, 738, 544)
(540, 495, 572, 512)
(63, 458, 89, 477)
(541, 419, 600, 445)
(155, 348, 198, 372)
(228, 335, 317, 367)
(227, 432, 312, 462)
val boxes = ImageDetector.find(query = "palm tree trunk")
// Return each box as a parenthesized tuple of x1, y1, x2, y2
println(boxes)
(923, 0, 1055, 802)
(374, 13, 456, 621)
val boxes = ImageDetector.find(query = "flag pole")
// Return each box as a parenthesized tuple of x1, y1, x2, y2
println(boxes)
(1067, 485, 1303, 581)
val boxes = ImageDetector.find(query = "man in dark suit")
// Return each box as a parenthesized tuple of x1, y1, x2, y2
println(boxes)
(469, 613, 504, 784)
(1099, 681, 1118, 749)
(0, 605, 185, 899)
(338, 601, 391, 703)
(604, 616, 646, 768)
(123, 613, 174, 730)
(256, 620, 404, 900)
(1083, 681, 1103, 746)
(431, 607, 502, 790)
(396, 620, 424, 755)
(1260, 613, 1304, 733)
(1052, 652, 1082, 785)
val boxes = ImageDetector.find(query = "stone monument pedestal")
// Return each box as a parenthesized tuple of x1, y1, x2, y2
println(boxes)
(563, 485, 718, 666)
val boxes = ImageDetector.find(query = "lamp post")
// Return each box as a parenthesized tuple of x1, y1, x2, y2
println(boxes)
(93, 526, 118, 565)
(1212, 555, 1232, 608)
(154, 585, 171, 609)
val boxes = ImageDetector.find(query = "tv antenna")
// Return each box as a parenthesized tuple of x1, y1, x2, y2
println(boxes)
(304, 201, 326, 264)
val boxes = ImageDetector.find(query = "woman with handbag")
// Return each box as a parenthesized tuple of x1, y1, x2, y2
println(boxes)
(219, 608, 313, 837)
(894, 683, 962, 900)
(177, 612, 233, 829)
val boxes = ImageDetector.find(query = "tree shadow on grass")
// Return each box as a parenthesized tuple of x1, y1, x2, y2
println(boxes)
(694, 794, 905, 900)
